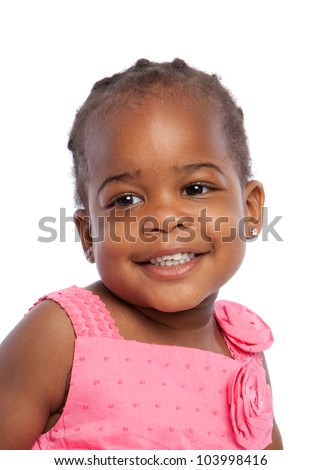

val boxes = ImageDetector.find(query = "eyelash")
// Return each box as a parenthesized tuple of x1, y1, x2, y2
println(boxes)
(106, 182, 216, 209)
(181, 181, 216, 196)
(106, 192, 144, 208)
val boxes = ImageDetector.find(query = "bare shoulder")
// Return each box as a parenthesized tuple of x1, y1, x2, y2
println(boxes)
(0, 299, 75, 449)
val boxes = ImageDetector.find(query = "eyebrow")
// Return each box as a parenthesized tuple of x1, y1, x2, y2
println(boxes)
(97, 170, 141, 196)
(174, 162, 226, 176)
(97, 162, 225, 196)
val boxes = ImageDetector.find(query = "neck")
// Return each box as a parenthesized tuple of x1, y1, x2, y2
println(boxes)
(138, 294, 217, 332)
(129, 293, 219, 350)
(90, 280, 220, 351)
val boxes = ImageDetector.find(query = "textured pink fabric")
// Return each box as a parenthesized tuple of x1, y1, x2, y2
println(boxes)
(30, 286, 274, 450)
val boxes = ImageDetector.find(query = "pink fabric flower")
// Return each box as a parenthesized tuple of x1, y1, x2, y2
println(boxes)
(215, 301, 273, 353)
(228, 358, 273, 449)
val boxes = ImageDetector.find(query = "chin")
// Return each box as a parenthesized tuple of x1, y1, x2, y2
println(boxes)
(139, 294, 209, 313)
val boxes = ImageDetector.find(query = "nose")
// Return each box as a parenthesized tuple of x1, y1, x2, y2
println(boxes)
(141, 201, 194, 235)
(143, 215, 183, 233)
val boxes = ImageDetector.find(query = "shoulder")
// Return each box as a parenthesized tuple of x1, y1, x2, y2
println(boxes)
(1, 294, 76, 398)
(214, 300, 273, 354)
(2, 294, 75, 369)
(0, 295, 75, 449)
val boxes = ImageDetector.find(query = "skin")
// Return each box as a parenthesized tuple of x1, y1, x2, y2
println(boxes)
(0, 88, 283, 449)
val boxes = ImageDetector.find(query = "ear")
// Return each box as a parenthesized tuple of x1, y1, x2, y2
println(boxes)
(244, 180, 265, 238)
(73, 209, 95, 263)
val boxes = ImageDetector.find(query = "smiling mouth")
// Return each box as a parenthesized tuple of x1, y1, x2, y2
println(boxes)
(148, 252, 199, 267)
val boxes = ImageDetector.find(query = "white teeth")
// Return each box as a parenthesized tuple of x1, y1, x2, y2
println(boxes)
(171, 253, 185, 260)
(149, 252, 196, 266)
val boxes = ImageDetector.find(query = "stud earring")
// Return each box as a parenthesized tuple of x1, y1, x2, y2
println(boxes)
(250, 227, 259, 237)
(85, 246, 94, 263)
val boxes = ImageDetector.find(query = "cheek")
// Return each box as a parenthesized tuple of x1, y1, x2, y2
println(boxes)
(205, 209, 247, 275)
(94, 239, 129, 289)
(196, 207, 246, 245)
(91, 211, 143, 244)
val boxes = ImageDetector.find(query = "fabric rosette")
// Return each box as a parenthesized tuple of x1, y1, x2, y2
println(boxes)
(214, 301, 273, 355)
(228, 358, 273, 449)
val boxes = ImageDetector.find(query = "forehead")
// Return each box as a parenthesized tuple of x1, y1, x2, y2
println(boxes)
(85, 89, 239, 190)
(84, 88, 232, 178)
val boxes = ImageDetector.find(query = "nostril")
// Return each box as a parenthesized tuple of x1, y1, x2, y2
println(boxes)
(144, 221, 157, 231)
(141, 217, 160, 233)
(142, 216, 181, 233)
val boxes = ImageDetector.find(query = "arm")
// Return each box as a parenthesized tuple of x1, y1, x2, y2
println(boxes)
(0, 300, 75, 449)
(262, 353, 283, 450)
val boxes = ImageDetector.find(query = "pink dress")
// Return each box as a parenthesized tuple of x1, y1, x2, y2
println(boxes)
(30, 286, 274, 450)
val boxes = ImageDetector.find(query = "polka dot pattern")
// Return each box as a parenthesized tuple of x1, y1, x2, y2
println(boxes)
(30, 286, 273, 450)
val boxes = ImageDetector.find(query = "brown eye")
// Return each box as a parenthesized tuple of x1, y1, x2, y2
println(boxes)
(182, 184, 211, 196)
(108, 193, 143, 208)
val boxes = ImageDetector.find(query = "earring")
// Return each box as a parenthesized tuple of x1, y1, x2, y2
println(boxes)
(85, 246, 94, 263)
(250, 227, 259, 237)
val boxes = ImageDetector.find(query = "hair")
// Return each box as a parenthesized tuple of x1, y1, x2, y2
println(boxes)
(68, 58, 252, 208)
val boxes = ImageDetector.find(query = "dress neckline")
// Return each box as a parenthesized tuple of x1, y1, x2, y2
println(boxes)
(80, 285, 237, 362)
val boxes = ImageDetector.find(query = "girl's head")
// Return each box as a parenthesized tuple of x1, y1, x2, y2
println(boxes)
(69, 58, 252, 210)
(70, 59, 264, 312)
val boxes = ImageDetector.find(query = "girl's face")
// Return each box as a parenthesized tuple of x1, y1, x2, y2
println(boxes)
(78, 90, 264, 313)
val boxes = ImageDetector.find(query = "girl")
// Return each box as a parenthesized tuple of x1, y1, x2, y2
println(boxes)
(0, 59, 283, 450)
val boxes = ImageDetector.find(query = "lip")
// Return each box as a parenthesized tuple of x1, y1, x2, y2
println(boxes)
(135, 251, 207, 280)
(135, 248, 207, 264)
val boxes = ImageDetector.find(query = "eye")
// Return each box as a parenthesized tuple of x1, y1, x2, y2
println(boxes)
(182, 182, 214, 196)
(107, 193, 143, 208)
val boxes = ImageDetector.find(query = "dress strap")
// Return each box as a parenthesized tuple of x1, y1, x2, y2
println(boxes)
(214, 300, 273, 363)
(29, 285, 122, 339)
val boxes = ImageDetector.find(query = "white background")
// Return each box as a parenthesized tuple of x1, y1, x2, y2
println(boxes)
(0, 0, 320, 461)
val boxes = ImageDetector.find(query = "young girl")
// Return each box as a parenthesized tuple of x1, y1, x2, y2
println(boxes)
(0, 59, 283, 450)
